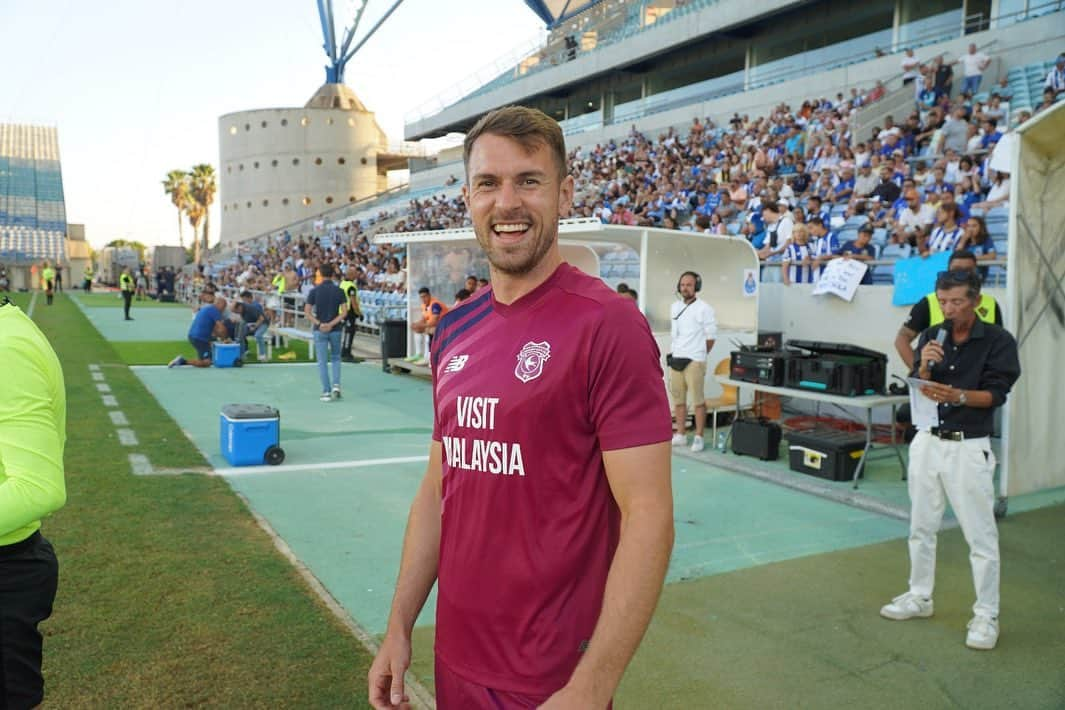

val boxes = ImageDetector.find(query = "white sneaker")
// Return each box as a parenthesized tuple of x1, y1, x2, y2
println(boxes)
(331, 385, 341, 400)
(691, 435, 705, 453)
(671, 433, 687, 446)
(880, 592, 934, 620)
(966, 615, 999, 650)
(320, 392, 332, 402)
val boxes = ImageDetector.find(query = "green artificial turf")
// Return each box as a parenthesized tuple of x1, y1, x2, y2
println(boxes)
(71, 291, 190, 308)
(111, 339, 312, 366)
(20, 293, 374, 707)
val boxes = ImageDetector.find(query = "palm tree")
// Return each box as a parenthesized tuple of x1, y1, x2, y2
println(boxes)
(187, 200, 206, 265)
(189, 164, 217, 256)
(162, 170, 190, 248)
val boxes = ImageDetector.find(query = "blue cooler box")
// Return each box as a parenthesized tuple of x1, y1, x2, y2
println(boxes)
(213, 342, 241, 368)
(220, 404, 284, 466)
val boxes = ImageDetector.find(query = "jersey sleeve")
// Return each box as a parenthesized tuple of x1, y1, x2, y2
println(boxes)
(588, 300, 672, 452)
(0, 328, 66, 537)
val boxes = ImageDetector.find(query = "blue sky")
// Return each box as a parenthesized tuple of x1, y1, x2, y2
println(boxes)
(1, 0, 543, 247)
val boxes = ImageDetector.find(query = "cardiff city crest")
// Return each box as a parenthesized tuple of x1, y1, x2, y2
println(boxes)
(515, 341, 551, 383)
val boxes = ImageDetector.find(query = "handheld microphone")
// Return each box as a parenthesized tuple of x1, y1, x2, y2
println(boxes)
(930, 319, 951, 370)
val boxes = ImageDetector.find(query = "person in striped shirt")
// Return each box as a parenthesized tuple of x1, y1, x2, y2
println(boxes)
(924, 203, 964, 256)
(808, 220, 842, 278)
(782, 223, 816, 286)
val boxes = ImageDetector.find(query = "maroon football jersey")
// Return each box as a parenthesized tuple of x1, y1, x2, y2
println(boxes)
(430, 263, 672, 694)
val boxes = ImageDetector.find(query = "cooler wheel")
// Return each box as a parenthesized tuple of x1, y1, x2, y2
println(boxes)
(265, 445, 285, 466)
(234, 358, 244, 368)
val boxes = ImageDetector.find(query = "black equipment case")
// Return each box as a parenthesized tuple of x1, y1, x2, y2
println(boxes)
(786, 429, 866, 481)
(731, 418, 782, 460)
(729, 349, 797, 387)
(785, 340, 887, 396)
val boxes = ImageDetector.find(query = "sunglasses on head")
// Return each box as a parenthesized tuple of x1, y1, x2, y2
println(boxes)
(936, 268, 981, 288)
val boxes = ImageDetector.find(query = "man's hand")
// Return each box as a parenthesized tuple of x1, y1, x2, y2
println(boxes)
(920, 381, 961, 405)
(319, 322, 332, 333)
(368, 633, 412, 709)
(920, 339, 944, 368)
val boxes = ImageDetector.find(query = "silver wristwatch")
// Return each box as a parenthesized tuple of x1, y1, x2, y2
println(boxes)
(957, 390, 967, 406)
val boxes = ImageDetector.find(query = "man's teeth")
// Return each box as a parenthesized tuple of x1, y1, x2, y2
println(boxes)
(494, 223, 529, 233)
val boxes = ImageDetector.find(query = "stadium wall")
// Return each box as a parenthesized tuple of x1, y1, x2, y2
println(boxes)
(218, 108, 389, 244)
(757, 282, 1006, 386)
(1005, 103, 1065, 497)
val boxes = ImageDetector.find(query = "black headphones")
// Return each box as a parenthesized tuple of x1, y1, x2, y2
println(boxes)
(677, 271, 702, 293)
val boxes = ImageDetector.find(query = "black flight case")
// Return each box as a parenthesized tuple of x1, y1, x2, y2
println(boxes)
(729, 348, 800, 387)
(785, 340, 887, 397)
(786, 428, 867, 481)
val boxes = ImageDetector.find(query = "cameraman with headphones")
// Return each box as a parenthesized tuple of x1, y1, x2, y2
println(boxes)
(669, 271, 717, 452)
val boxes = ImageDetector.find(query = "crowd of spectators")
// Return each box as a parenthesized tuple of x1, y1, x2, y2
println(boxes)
(190, 46, 1055, 308)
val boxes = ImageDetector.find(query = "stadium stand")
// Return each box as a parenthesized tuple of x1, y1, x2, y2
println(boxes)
(195, 40, 1065, 332)
(0, 124, 67, 265)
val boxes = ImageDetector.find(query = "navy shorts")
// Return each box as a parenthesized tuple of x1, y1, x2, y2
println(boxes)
(188, 337, 212, 360)
(0, 531, 59, 709)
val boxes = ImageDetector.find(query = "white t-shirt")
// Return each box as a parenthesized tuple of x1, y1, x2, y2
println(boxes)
(986, 178, 1010, 204)
(901, 55, 920, 80)
(670, 298, 718, 362)
(897, 204, 936, 233)
(960, 52, 990, 78)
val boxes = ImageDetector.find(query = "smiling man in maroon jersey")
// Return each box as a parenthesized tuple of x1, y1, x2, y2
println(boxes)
(368, 106, 674, 710)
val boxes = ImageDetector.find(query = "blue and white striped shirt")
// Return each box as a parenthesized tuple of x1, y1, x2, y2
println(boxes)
(928, 226, 963, 253)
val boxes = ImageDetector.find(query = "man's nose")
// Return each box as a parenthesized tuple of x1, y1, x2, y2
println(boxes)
(496, 180, 522, 212)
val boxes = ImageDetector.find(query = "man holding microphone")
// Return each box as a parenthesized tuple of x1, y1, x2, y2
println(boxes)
(879, 270, 1020, 650)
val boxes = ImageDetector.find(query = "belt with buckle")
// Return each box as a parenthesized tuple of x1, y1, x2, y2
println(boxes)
(929, 427, 972, 441)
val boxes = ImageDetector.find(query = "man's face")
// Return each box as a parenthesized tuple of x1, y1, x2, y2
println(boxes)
(678, 274, 698, 300)
(419, 292, 430, 306)
(936, 284, 977, 322)
(463, 133, 572, 276)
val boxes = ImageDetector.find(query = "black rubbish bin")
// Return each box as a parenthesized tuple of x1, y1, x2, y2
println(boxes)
(381, 319, 407, 370)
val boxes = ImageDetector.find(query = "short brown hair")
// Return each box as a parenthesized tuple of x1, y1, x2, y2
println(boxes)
(463, 106, 567, 180)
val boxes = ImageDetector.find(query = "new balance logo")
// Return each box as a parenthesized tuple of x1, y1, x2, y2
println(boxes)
(444, 355, 469, 373)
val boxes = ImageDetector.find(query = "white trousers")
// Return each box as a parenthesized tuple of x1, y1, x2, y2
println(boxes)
(907, 430, 1000, 617)
(413, 332, 429, 357)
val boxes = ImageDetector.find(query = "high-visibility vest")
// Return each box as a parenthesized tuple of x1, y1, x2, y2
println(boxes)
(926, 292, 998, 326)
(422, 298, 448, 325)
(120, 273, 134, 292)
(273, 273, 285, 294)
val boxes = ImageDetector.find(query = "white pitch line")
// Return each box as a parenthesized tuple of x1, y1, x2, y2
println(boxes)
(109, 411, 129, 426)
(116, 428, 139, 446)
(88, 364, 100, 371)
(26, 291, 39, 318)
(128, 453, 153, 475)
(102, 395, 118, 407)
(215, 454, 429, 477)
(96, 383, 111, 393)
(92, 372, 105, 381)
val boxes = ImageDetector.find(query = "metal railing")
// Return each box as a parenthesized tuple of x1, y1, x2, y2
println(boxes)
(174, 282, 407, 339)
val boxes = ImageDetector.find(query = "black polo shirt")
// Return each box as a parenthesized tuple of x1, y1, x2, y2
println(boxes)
(911, 319, 1021, 437)
(306, 280, 346, 328)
